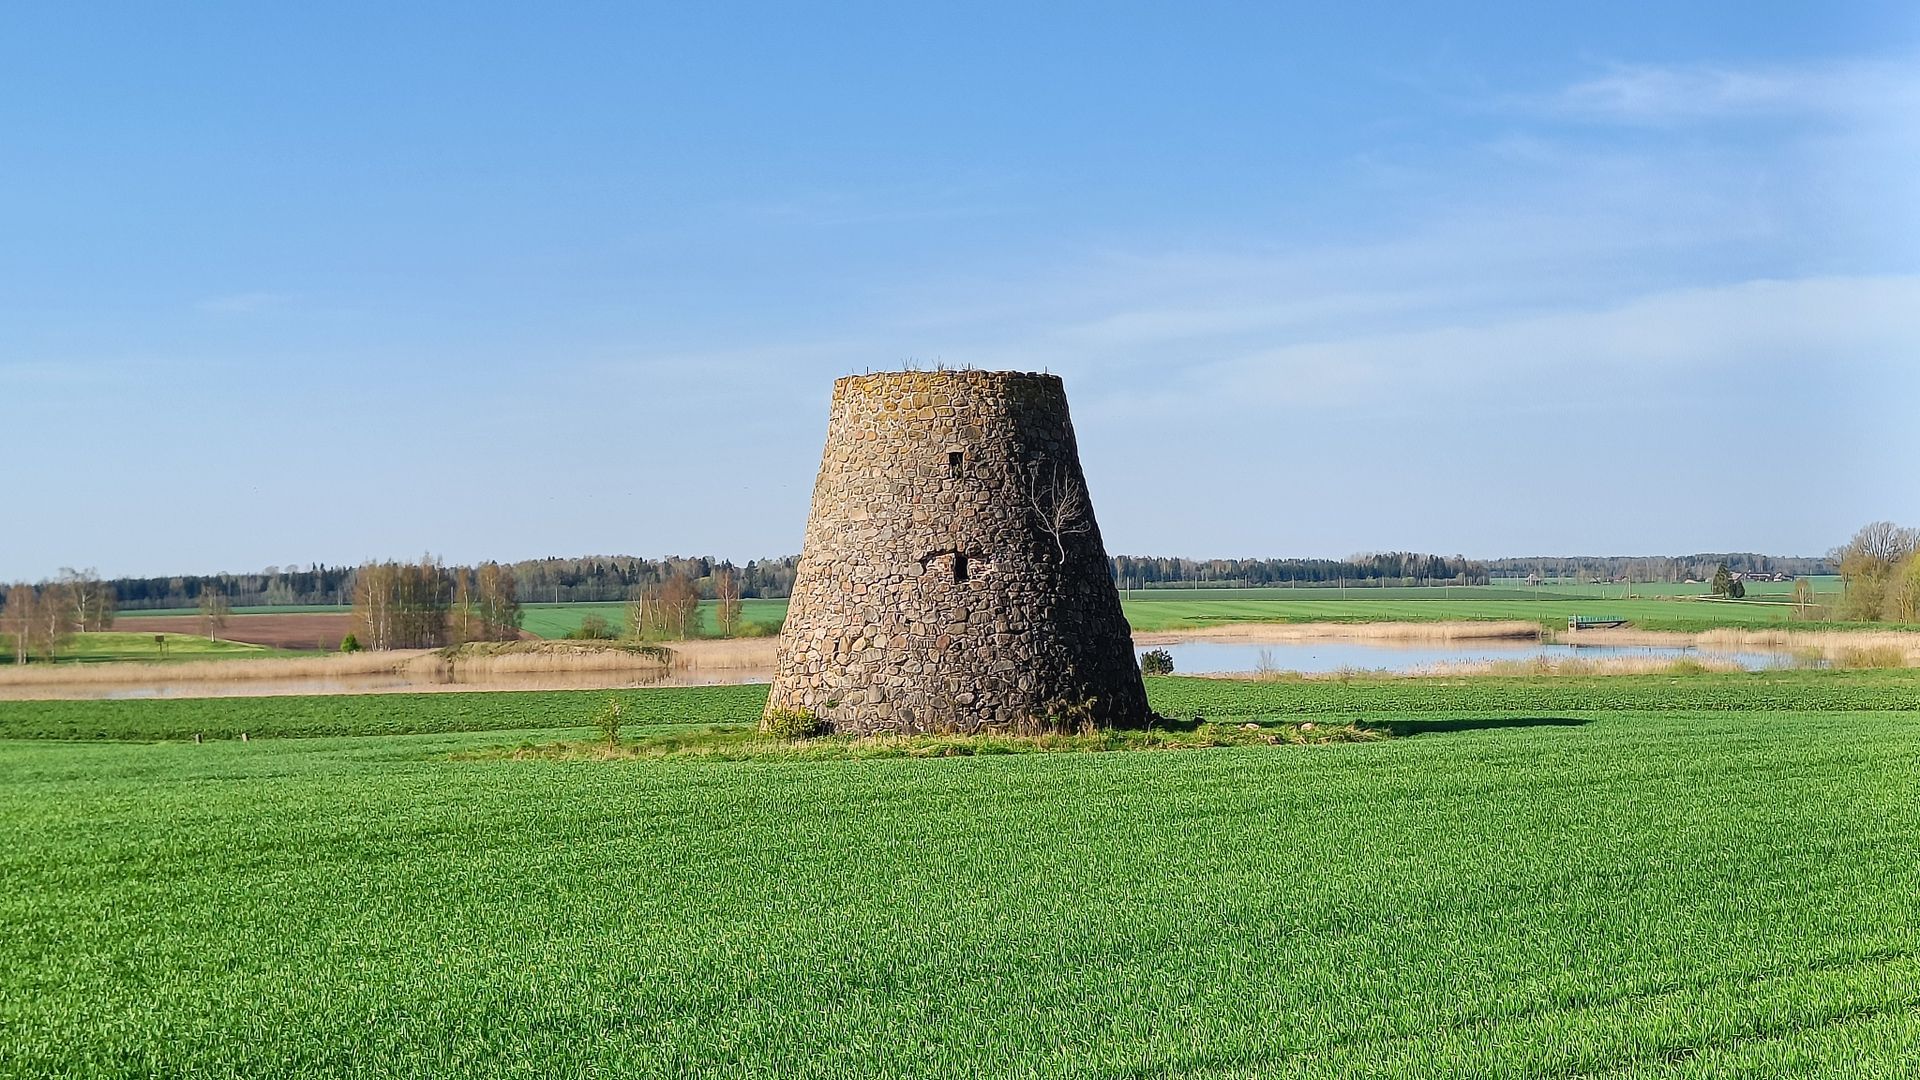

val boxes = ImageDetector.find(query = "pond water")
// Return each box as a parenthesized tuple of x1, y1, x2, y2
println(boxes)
(1136, 639, 1804, 675)
(4, 637, 1813, 702)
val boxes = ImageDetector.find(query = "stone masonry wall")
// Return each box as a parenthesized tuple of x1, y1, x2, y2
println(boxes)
(766, 370, 1149, 734)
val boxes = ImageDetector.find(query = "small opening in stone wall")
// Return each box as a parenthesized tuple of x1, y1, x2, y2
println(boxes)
(953, 552, 969, 582)
(947, 450, 965, 476)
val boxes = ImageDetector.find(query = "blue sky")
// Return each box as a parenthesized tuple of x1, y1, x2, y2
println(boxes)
(4, 3, 1917, 579)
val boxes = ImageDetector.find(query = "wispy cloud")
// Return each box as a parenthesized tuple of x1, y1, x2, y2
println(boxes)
(1545, 57, 1920, 125)
(1185, 274, 1920, 405)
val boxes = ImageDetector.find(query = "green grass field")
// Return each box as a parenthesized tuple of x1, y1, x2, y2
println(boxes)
(515, 598, 790, 639)
(2, 672, 1916, 1076)
(513, 591, 1866, 639)
(97, 579, 1869, 650)
(1117, 595, 1858, 633)
(1125, 576, 1843, 602)
(0, 632, 292, 666)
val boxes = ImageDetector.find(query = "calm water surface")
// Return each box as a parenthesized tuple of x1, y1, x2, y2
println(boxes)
(1137, 639, 1802, 675)
(7, 638, 1811, 701)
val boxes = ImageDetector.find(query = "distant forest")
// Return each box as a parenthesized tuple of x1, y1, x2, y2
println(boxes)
(108, 556, 802, 611)
(1109, 552, 1490, 589)
(92, 549, 1834, 611)
(1483, 553, 1832, 582)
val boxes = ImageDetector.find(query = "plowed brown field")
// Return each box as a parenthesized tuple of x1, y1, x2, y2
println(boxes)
(116, 613, 356, 651)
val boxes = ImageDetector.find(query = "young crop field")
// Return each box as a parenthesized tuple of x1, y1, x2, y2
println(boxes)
(1, 672, 1916, 1077)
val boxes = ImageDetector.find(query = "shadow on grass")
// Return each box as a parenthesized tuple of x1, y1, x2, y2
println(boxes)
(1374, 716, 1591, 738)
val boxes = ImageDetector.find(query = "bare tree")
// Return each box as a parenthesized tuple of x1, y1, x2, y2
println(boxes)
(1834, 521, 1920, 621)
(350, 558, 451, 649)
(32, 582, 74, 661)
(626, 581, 658, 641)
(713, 567, 743, 637)
(474, 562, 521, 641)
(351, 564, 394, 649)
(2, 584, 35, 664)
(1028, 460, 1091, 564)
(59, 567, 115, 633)
(199, 588, 231, 642)
(448, 567, 475, 646)
(658, 573, 701, 639)
(1837, 521, 1920, 565)
(1791, 577, 1816, 620)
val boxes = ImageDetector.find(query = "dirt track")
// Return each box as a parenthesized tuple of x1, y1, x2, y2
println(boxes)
(116, 613, 358, 651)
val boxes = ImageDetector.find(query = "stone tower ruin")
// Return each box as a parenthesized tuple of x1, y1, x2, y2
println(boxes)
(766, 370, 1149, 735)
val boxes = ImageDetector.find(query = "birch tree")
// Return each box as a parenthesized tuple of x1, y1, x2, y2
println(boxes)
(1028, 460, 1091, 564)
(713, 567, 743, 637)
(2, 585, 34, 664)
(199, 588, 231, 642)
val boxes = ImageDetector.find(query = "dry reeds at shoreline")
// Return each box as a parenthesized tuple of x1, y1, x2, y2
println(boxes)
(0, 640, 687, 700)
(662, 638, 780, 671)
(0, 650, 432, 687)
(1570, 627, 1920, 667)
(433, 641, 673, 678)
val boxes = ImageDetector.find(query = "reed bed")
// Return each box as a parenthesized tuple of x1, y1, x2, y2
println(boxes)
(1692, 627, 1920, 667)
(0, 641, 682, 701)
(660, 637, 780, 671)
(438, 641, 671, 678)
(0, 650, 431, 687)
(1564, 626, 1920, 665)
(1405, 654, 1754, 678)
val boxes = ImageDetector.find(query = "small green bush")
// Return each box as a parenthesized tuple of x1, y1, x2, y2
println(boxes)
(733, 620, 782, 638)
(762, 708, 827, 739)
(593, 697, 624, 747)
(339, 633, 361, 654)
(1140, 649, 1175, 676)
(565, 615, 617, 641)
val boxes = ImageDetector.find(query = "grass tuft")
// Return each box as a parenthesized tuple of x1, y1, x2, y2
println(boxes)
(463, 717, 1385, 763)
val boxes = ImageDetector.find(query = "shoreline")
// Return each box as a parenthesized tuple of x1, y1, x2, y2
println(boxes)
(3, 622, 1913, 701)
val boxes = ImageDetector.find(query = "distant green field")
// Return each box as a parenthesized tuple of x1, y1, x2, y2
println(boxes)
(1124, 576, 1842, 602)
(2, 670, 1915, 1076)
(0, 632, 290, 666)
(520, 587, 1858, 638)
(516, 598, 790, 638)
(1118, 595, 1871, 633)
(106, 579, 1867, 645)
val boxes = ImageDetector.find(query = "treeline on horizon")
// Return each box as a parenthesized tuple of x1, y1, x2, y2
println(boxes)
(1109, 552, 1491, 588)
(76, 549, 1831, 610)
(103, 556, 804, 611)
(1482, 553, 1831, 582)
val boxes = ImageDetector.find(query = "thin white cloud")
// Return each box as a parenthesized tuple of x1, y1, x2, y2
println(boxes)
(1546, 57, 1920, 125)
(1194, 274, 1920, 403)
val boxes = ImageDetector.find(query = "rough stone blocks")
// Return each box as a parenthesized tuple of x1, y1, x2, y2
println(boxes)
(766, 370, 1150, 735)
